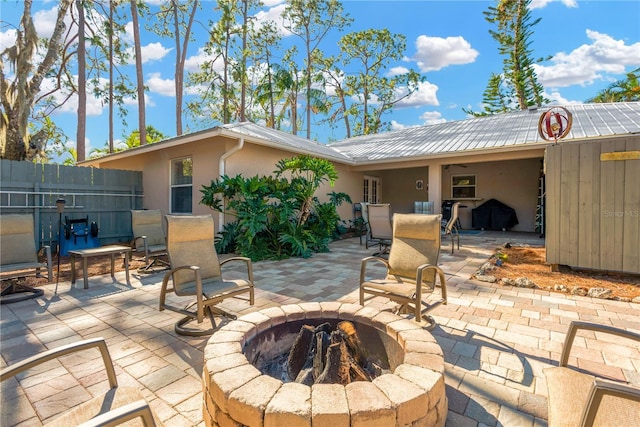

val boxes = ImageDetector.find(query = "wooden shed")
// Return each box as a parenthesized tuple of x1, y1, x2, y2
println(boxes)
(545, 136, 640, 274)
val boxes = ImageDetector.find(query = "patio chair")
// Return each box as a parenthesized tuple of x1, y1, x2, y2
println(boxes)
(441, 201, 460, 254)
(544, 321, 640, 427)
(366, 203, 393, 255)
(359, 213, 447, 329)
(0, 214, 52, 300)
(0, 337, 160, 426)
(160, 214, 255, 336)
(131, 209, 169, 272)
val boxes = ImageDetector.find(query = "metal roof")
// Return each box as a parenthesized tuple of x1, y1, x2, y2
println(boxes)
(219, 122, 352, 162)
(80, 102, 640, 167)
(327, 102, 640, 163)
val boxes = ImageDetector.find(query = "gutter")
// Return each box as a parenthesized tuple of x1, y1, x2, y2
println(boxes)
(218, 138, 244, 232)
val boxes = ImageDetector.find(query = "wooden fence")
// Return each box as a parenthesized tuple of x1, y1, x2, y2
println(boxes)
(0, 159, 143, 250)
(545, 136, 640, 274)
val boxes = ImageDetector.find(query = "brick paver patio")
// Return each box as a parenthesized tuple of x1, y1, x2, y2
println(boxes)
(1, 232, 639, 426)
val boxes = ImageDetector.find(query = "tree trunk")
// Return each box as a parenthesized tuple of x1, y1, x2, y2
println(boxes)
(0, 0, 72, 161)
(76, 0, 86, 162)
(130, 0, 146, 145)
(108, 1, 114, 153)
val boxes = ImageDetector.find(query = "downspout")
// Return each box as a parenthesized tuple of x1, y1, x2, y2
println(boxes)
(218, 138, 244, 232)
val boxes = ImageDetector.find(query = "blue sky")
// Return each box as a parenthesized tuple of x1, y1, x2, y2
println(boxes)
(1, 0, 639, 160)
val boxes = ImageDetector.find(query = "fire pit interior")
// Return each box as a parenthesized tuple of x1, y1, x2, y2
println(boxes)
(246, 318, 403, 386)
(203, 302, 448, 427)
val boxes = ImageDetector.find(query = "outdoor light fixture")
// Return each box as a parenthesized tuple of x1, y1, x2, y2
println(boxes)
(56, 198, 66, 213)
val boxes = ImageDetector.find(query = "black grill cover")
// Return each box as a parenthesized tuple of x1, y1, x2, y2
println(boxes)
(472, 199, 519, 230)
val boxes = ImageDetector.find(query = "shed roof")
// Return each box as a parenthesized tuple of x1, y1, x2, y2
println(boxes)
(327, 102, 640, 163)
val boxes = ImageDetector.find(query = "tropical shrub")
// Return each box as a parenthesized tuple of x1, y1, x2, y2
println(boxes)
(200, 155, 352, 261)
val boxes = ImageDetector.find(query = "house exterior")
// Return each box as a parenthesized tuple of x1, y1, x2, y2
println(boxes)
(81, 102, 640, 272)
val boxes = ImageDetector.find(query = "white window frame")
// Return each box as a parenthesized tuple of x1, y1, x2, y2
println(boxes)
(451, 174, 476, 199)
(170, 157, 193, 214)
(363, 175, 381, 203)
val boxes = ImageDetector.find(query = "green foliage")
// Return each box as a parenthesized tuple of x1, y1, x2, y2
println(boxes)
(200, 155, 351, 261)
(587, 67, 640, 103)
(89, 125, 167, 158)
(468, 0, 549, 116)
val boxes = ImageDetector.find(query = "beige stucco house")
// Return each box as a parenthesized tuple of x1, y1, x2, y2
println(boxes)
(81, 102, 640, 241)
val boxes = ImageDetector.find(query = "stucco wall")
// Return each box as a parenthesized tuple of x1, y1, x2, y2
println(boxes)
(375, 167, 431, 215)
(87, 137, 542, 233)
(223, 144, 363, 223)
(92, 140, 364, 230)
(441, 158, 542, 232)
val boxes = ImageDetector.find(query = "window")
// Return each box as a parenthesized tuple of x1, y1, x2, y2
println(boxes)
(363, 176, 380, 203)
(171, 157, 192, 213)
(451, 174, 476, 198)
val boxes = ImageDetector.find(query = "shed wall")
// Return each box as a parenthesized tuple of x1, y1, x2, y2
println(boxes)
(545, 136, 640, 274)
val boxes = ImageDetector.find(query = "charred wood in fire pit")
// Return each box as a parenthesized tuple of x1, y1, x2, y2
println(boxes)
(287, 325, 316, 380)
(295, 367, 315, 385)
(348, 353, 372, 382)
(313, 330, 330, 379)
(315, 340, 350, 385)
(337, 321, 368, 366)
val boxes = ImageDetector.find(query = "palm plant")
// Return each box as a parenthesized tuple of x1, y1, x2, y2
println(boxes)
(200, 155, 350, 261)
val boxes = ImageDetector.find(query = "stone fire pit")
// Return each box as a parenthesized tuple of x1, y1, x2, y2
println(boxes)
(203, 302, 447, 427)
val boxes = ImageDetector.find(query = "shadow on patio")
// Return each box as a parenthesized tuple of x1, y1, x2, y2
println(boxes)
(2, 232, 639, 426)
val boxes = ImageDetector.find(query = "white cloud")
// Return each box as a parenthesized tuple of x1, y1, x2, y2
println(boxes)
(125, 42, 172, 65)
(396, 81, 439, 108)
(261, 0, 285, 7)
(536, 30, 640, 88)
(255, 3, 290, 36)
(413, 35, 479, 72)
(544, 90, 582, 106)
(145, 42, 173, 63)
(123, 93, 154, 108)
(184, 46, 217, 72)
(147, 72, 175, 96)
(420, 111, 447, 125)
(388, 66, 410, 77)
(390, 120, 406, 131)
(0, 29, 17, 51)
(42, 76, 106, 117)
(33, 5, 71, 39)
(530, 0, 577, 10)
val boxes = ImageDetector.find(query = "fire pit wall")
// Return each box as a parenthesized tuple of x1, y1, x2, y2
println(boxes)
(203, 302, 448, 427)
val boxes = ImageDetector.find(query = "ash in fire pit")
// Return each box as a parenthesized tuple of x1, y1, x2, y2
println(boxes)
(262, 321, 386, 385)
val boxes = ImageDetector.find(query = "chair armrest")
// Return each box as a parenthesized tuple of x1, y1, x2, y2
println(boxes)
(580, 378, 640, 427)
(220, 256, 254, 284)
(77, 399, 158, 427)
(359, 256, 390, 284)
(163, 265, 200, 281)
(0, 337, 117, 389)
(559, 321, 640, 367)
(132, 235, 149, 252)
(416, 264, 447, 291)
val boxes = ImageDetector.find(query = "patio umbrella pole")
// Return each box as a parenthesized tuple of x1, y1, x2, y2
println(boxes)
(55, 198, 65, 294)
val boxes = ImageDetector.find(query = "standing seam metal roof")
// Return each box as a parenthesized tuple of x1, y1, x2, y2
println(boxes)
(326, 102, 640, 162)
(79, 102, 640, 167)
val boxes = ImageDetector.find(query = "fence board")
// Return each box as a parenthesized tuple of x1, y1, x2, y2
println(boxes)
(623, 138, 640, 273)
(1, 159, 143, 250)
(544, 144, 561, 264)
(578, 142, 594, 268)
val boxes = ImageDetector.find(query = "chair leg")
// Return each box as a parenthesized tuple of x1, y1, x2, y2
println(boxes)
(173, 304, 237, 336)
